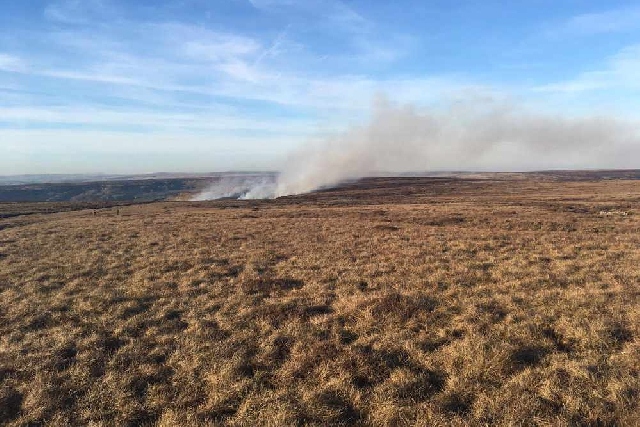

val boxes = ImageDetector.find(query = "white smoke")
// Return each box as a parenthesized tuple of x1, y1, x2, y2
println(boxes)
(194, 96, 639, 200)
(273, 97, 639, 196)
(191, 174, 276, 200)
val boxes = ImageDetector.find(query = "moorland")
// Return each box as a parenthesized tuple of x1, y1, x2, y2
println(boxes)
(0, 173, 638, 426)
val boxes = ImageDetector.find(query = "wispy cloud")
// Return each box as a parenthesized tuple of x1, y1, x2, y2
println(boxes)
(0, 4, 455, 114)
(43, 0, 115, 24)
(248, 0, 367, 25)
(535, 44, 640, 93)
(4, 0, 638, 174)
(0, 53, 26, 72)
(248, 0, 299, 11)
(2, 0, 420, 118)
(550, 5, 640, 36)
(0, 105, 319, 135)
(245, 0, 392, 63)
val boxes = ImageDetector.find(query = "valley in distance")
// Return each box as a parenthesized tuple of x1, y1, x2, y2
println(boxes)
(0, 170, 638, 426)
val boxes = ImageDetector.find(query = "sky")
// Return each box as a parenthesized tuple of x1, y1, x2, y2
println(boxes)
(1, 0, 640, 174)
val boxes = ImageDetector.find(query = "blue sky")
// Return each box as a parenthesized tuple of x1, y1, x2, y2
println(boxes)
(1, 0, 639, 174)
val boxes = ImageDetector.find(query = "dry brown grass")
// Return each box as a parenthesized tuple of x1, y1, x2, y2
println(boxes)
(1, 177, 639, 426)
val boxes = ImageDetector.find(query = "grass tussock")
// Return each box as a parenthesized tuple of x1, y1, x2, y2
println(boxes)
(0, 177, 639, 426)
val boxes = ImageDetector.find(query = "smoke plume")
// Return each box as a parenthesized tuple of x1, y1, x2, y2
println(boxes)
(191, 174, 276, 201)
(274, 97, 639, 197)
(193, 96, 639, 200)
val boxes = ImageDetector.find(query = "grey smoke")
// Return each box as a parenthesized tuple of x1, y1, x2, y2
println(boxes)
(273, 97, 639, 196)
(194, 96, 639, 200)
(191, 174, 276, 200)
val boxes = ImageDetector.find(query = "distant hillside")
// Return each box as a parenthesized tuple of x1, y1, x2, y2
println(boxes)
(0, 170, 637, 203)
(0, 171, 276, 186)
(0, 178, 209, 202)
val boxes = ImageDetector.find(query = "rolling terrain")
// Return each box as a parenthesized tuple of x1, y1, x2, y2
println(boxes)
(0, 174, 639, 426)
(0, 177, 207, 203)
(0, 173, 278, 203)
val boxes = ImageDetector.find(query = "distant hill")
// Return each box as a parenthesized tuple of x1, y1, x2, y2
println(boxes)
(0, 172, 278, 202)
(0, 171, 276, 186)
(0, 177, 208, 202)
(0, 170, 636, 203)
